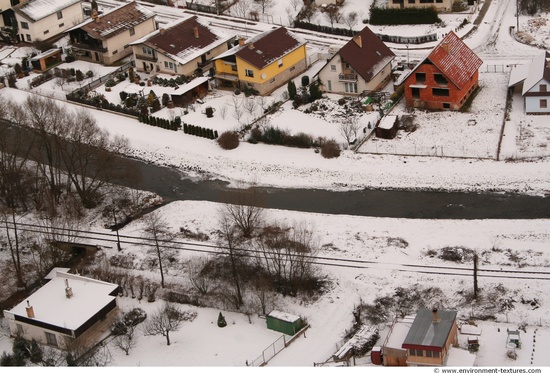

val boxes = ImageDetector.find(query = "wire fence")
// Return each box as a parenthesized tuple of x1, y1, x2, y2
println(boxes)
(485, 64, 517, 73)
(72, 61, 134, 95)
(250, 334, 287, 367)
(359, 141, 496, 160)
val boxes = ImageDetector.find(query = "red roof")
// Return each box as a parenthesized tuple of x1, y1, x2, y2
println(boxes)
(427, 32, 482, 90)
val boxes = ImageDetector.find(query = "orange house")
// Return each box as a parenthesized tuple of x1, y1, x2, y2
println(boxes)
(404, 32, 482, 111)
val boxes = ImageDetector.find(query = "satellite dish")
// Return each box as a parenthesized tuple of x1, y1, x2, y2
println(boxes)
(261, 73, 266, 79)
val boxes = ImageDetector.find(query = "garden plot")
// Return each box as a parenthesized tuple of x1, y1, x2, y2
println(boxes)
(358, 72, 509, 159)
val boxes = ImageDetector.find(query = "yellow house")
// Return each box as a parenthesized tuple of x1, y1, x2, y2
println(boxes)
(214, 27, 308, 95)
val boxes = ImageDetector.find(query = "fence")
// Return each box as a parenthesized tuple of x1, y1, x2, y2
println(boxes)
(72, 61, 134, 95)
(250, 334, 287, 366)
(485, 64, 517, 73)
(358, 142, 496, 159)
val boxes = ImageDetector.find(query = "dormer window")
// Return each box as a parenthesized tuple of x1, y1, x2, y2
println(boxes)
(57, 10, 63, 20)
(540, 84, 547, 92)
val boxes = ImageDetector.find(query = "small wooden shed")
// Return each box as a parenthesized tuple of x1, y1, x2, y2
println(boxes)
(266, 310, 304, 336)
(375, 115, 398, 139)
(30, 48, 63, 72)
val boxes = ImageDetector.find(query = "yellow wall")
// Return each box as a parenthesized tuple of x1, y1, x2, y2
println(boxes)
(236, 44, 307, 84)
(215, 58, 237, 75)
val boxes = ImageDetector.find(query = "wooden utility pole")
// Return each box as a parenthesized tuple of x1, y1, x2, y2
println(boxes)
(473, 253, 479, 299)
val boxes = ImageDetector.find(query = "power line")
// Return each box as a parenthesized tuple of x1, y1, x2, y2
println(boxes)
(3, 220, 550, 281)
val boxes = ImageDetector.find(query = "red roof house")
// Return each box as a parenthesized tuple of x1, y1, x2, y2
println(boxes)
(403, 32, 483, 111)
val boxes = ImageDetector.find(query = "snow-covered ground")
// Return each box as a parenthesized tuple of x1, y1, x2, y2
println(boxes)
(1, 0, 550, 368)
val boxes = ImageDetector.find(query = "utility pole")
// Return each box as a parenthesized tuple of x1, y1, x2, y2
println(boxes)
(112, 208, 122, 252)
(516, 0, 520, 32)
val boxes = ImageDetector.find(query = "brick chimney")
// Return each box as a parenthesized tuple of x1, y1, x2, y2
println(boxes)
(159, 28, 166, 35)
(193, 25, 199, 38)
(353, 35, 362, 48)
(432, 308, 440, 323)
(65, 279, 73, 299)
(25, 300, 35, 319)
(248, 43, 254, 50)
(238, 38, 244, 46)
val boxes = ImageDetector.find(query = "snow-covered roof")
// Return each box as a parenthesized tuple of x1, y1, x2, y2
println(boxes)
(14, 0, 81, 22)
(521, 51, 550, 95)
(4, 271, 118, 331)
(268, 310, 301, 323)
(30, 48, 61, 61)
(131, 16, 234, 67)
(403, 308, 457, 348)
(384, 315, 415, 350)
(70, 1, 155, 41)
(379, 115, 398, 130)
(459, 324, 482, 335)
(43, 267, 70, 280)
(508, 62, 530, 88)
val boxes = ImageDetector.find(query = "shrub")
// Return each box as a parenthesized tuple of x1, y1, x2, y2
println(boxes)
(286, 132, 313, 148)
(86, 70, 94, 78)
(105, 79, 116, 88)
(65, 55, 75, 63)
(217, 131, 240, 150)
(288, 80, 297, 99)
(128, 67, 135, 82)
(309, 83, 322, 102)
(243, 86, 259, 97)
(217, 312, 227, 328)
(119, 91, 128, 102)
(369, 6, 441, 25)
(75, 70, 84, 82)
(321, 140, 341, 158)
(301, 75, 310, 87)
(234, 88, 241, 95)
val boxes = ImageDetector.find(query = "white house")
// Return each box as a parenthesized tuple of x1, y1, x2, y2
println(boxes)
(0, 0, 18, 28)
(13, 0, 83, 43)
(131, 15, 235, 76)
(387, 0, 453, 12)
(68, 1, 156, 65)
(509, 51, 550, 114)
(317, 26, 395, 96)
(3, 271, 119, 349)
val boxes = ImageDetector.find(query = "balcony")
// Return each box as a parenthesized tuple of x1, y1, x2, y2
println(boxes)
(135, 53, 158, 62)
(339, 73, 358, 82)
(197, 58, 213, 68)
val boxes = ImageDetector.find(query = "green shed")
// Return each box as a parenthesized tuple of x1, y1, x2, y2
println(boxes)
(266, 311, 304, 336)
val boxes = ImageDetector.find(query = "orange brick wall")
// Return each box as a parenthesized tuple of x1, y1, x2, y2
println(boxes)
(404, 64, 478, 111)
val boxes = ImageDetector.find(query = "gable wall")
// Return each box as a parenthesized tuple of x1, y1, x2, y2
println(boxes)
(524, 78, 550, 114)
(404, 63, 478, 110)
(101, 17, 156, 65)
(16, 2, 83, 43)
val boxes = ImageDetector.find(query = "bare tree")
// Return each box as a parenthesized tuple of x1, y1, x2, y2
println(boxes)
(113, 327, 137, 356)
(219, 105, 228, 119)
(232, 0, 252, 18)
(219, 186, 265, 238)
(338, 117, 361, 145)
(233, 106, 244, 123)
(142, 212, 174, 288)
(188, 256, 216, 295)
(290, 0, 301, 11)
(286, 7, 297, 26)
(256, 0, 275, 14)
(142, 303, 197, 346)
(243, 97, 257, 116)
(343, 11, 358, 32)
(323, 5, 342, 29)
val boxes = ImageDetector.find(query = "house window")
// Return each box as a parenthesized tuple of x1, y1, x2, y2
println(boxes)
(290, 66, 295, 71)
(415, 349, 423, 356)
(278, 59, 283, 67)
(412, 87, 420, 99)
(432, 88, 449, 97)
(112, 49, 118, 55)
(16, 324, 23, 335)
(231, 64, 237, 71)
(416, 72, 426, 84)
(426, 350, 433, 357)
(124, 44, 129, 49)
(21, 21, 28, 29)
(269, 78, 275, 83)
(330, 64, 336, 72)
(344, 82, 357, 93)
(45, 332, 58, 346)
(540, 99, 548, 109)
(26, 34, 31, 42)
(433, 351, 440, 358)
(43, 30, 49, 35)
(57, 10, 63, 19)
(164, 61, 175, 70)
(129, 27, 135, 36)
(436, 0, 443, 2)
(443, 103, 450, 109)
(434, 73, 448, 86)
(408, 0, 415, 3)
(245, 69, 254, 77)
(142, 47, 153, 55)
(409, 349, 416, 356)
(327, 80, 332, 91)
(540, 84, 547, 92)
(59, 23, 64, 27)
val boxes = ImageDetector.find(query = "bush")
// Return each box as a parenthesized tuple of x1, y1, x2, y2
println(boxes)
(75, 70, 84, 82)
(321, 140, 341, 158)
(86, 70, 94, 78)
(288, 80, 297, 99)
(105, 79, 116, 88)
(369, 6, 441, 25)
(234, 88, 241, 95)
(119, 91, 128, 102)
(217, 131, 240, 150)
(217, 312, 227, 328)
(243, 86, 259, 97)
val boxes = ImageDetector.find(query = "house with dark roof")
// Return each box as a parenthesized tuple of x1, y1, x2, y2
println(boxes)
(0, 0, 19, 30)
(401, 308, 459, 366)
(317, 26, 395, 95)
(508, 51, 550, 114)
(388, 0, 452, 12)
(131, 15, 235, 76)
(13, 0, 83, 43)
(3, 271, 119, 350)
(213, 26, 308, 95)
(68, 1, 156, 65)
(403, 31, 483, 111)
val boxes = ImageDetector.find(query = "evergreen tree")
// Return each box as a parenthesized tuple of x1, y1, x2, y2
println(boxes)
(288, 80, 297, 99)
(217, 312, 227, 328)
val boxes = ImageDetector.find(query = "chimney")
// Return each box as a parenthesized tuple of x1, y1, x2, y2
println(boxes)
(238, 37, 244, 46)
(94, 15, 100, 23)
(65, 278, 73, 299)
(91, 9, 98, 19)
(159, 28, 166, 35)
(248, 43, 254, 50)
(441, 42, 449, 53)
(25, 301, 35, 319)
(432, 308, 440, 323)
(353, 35, 362, 48)
(193, 25, 199, 38)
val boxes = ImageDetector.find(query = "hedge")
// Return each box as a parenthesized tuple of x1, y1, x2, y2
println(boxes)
(369, 7, 441, 25)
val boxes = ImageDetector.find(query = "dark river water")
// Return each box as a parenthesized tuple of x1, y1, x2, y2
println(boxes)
(131, 159, 550, 219)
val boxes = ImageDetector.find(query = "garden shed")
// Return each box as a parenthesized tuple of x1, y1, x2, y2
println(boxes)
(30, 48, 62, 72)
(266, 310, 304, 336)
(375, 115, 398, 139)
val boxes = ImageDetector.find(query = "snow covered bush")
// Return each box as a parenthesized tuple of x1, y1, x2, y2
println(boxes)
(217, 131, 240, 150)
